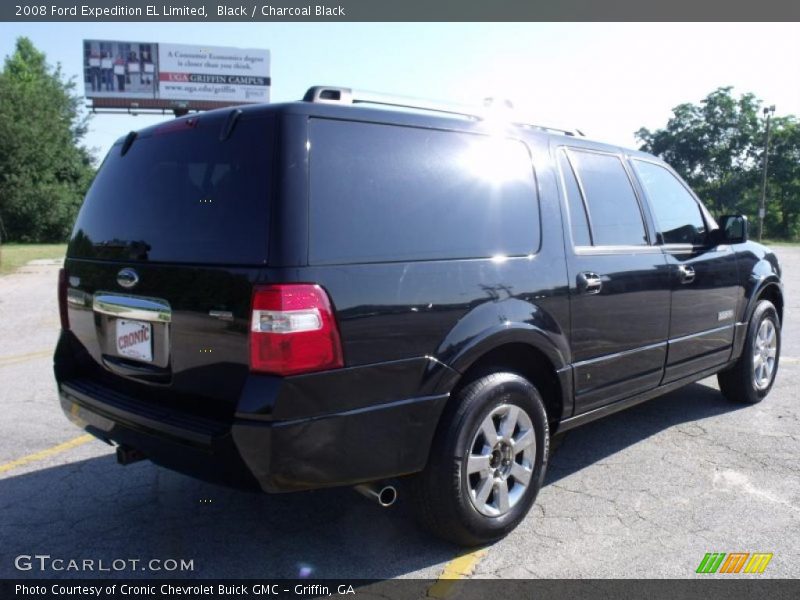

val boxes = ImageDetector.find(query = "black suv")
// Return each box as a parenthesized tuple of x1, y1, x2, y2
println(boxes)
(55, 86, 784, 546)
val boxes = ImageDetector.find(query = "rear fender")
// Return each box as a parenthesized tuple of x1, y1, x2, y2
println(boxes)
(432, 297, 571, 414)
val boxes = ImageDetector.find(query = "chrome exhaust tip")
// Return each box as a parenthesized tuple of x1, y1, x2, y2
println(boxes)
(116, 444, 146, 465)
(354, 483, 397, 507)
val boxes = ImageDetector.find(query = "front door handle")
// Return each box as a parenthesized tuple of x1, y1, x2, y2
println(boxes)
(577, 272, 603, 295)
(678, 265, 696, 284)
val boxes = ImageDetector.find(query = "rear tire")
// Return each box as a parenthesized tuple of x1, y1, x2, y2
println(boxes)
(718, 300, 780, 404)
(410, 372, 549, 546)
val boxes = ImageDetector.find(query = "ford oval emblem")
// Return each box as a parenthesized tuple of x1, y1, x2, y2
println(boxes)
(117, 268, 139, 289)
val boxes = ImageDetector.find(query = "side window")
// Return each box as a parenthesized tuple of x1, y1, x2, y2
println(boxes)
(568, 150, 648, 246)
(632, 160, 707, 245)
(557, 150, 591, 246)
(308, 119, 540, 264)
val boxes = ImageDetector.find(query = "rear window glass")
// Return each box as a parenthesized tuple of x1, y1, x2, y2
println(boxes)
(308, 119, 539, 265)
(568, 149, 648, 247)
(68, 114, 273, 264)
(557, 149, 591, 246)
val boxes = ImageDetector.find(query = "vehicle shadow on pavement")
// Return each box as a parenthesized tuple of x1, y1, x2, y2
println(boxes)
(0, 381, 742, 579)
(546, 381, 746, 484)
(0, 455, 455, 579)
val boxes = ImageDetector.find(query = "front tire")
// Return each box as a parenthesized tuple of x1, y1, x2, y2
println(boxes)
(718, 300, 781, 404)
(410, 372, 549, 546)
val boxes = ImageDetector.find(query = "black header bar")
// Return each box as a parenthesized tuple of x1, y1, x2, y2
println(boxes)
(3, 0, 800, 22)
(3, 579, 800, 600)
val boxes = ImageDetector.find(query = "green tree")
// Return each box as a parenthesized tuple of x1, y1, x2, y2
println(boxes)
(636, 87, 799, 240)
(763, 117, 800, 239)
(0, 37, 95, 242)
(636, 87, 762, 216)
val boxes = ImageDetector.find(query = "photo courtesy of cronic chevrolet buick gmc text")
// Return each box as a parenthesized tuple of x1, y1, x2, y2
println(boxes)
(54, 86, 784, 546)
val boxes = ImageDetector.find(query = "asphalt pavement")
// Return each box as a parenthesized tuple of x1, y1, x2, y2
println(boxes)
(0, 249, 798, 580)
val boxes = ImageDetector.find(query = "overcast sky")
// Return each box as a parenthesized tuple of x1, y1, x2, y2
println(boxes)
(0, 22, 798, 161)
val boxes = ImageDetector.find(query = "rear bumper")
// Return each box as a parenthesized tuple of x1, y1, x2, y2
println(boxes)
(58, 378, 448, 492)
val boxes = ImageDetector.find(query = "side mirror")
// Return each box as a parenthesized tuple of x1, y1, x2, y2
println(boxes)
(717, 214, 748, 244)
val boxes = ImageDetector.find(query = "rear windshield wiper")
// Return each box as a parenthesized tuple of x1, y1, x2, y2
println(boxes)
(219, 109, 242, 141)
(120, 131, 138, 156)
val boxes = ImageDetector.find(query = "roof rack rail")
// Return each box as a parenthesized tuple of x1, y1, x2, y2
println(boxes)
(302, 86, 585, 137)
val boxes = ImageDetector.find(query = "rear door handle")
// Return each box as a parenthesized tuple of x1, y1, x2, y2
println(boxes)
(678, 265, 696, 284)
(577, 272, 603, 294)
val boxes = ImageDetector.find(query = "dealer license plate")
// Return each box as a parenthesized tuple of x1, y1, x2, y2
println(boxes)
(115, 319, 153, 363)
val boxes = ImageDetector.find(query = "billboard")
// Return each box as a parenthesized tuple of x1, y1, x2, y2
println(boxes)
(83, 40, 270, 111)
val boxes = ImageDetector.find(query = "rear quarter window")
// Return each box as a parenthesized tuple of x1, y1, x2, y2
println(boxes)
(308, 119, 539, 265)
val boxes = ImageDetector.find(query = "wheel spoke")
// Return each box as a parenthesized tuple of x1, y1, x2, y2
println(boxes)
(480, 419, 498, 446)
(766, 346, 777, 359)
(513, 429, 535, 452)
(753, 354, 763, 368)
(499, 406, 519, 438)
(496, 479, 510, 512)
(510, 462, 532, 486)
(467, 453, 491, 475)
(474, 475, 493, 509)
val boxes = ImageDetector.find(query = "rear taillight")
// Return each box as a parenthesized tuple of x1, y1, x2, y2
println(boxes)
(249, 284, 344, 376)
(58, 268, 69, 330)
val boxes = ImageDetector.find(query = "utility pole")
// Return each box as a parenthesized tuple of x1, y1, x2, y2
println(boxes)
(758, 105, 776, 242)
